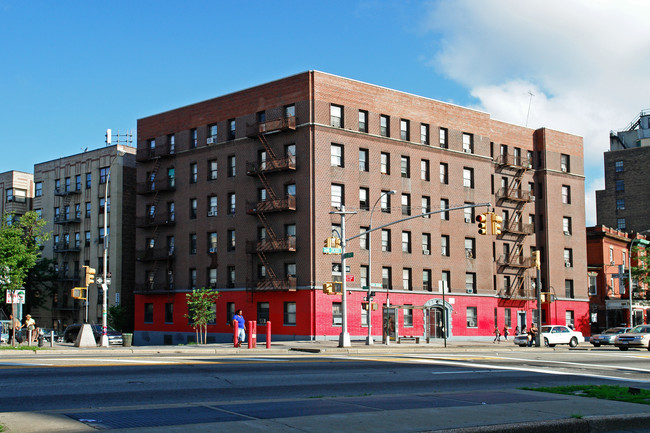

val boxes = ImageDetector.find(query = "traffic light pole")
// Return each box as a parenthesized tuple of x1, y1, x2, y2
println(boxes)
(331, 205, 356, 348)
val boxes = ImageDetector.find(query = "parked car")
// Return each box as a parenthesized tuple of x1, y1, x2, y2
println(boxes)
(614, 325, 650, 351)
(589, 327, 631, 347)
(540, 325, 583, 347)
(513, 333, 530, 347)
(63, 324, 123, 345)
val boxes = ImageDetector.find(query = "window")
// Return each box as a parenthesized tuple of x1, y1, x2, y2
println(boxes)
(421, 196, 431, 217)
(85, 231, 91, 246)
(208, 160, 217, 180)
(401, 194, 411, 216)
(464, 205, 474, 224)
(463, 167, 474, 188)
(331, 184, 344, 208)
(400, 156, 410, 178)
(284, 302, 296, 325)
(420, 159, 430, 181)
(441, 235, 449, 256)
(400, 119, 410, 141)
(381, 229, 391, 252)
(257, 302, 270, 325)
(401, 231, 411, 253)
(440, 198, 449, 220)
(332, 302, 342, 326)
(561, 185, 571, 203)
(85, 202, 91, 218)
(228, 192, 236, 214)
(99, 167, 109, 184)
(330, 104, 343, 128)
(439, 128, 448, 148)
(560, 154, 570, 172)
(462, 133, 473, 153)
(331, 144, 343, 167)
(5, 188, 13, 202)
(208, 232, 217, 253)
(190, 128, 198, 148)
(466, 273, 476, 293)
(616, 198, 625, 210)
(190, 198, 197, 219)
(615, 180, 624, 192)
(423, 269, 432, 291)
(286, 263, 296, 278)
(615, 160, 624, 173)
(359, 187, 369, 211)
(358, 110, 368, 132)
(359, 148, 369, 171)
(86, 173, 92, 188)
(381, 191, 391, 213)
(505, 309, 511, 328)
(617, 218, 626, 230)
(380, 152, 390, 174)
(565, 279, 574, 298)
(403, 306, 413, 326)
(439, 163, 448, 184)
(227, 266, 235, 287)
(228, 229, 236, 251)
(285, 104, 295, 118)
(168, 134, 176, 153)
(563, 217, 572, 235)
(285, 183, 296, 197)
(564, 249, 573, 267)
(360, 227, 369, 250)
(380, 115, 390, 137)
(588, 274, 597, 296)
(189, 233, 197, 255)
(402, 268, 412, 290)
(144, 303, 154, 323)
(227, 155, 236, 177)
(466, 307, 477, 327)
(165, 303, 174, 323)
(422, 232, 431, 255)
(465, 238, 476, 259)
(420, 123, 429, 145)
(382, 267, 392, 289)
(441, 270, 450, 293)
(228, 119, 236, 140)
(64, 177, 71, 192)
(35, 182, 42, 197)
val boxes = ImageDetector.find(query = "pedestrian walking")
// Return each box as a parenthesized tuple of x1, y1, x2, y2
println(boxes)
(493, 326, 501, 343)
(503, 326, 509, 341)
(232, 309, 246, 347)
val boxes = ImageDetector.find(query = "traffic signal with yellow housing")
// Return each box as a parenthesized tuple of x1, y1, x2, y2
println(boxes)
(491, 213, 503, 235)
(476, 213, 488, 235)
(333, 237, 341, 248)
(71, 287, 87, 300)
(533, 250, 541, 269)
(83, 266, 96, 287)
(323, 282, 333, 294)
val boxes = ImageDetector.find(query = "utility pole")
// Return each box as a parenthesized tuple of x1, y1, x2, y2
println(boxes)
(330, 205, 356, 348)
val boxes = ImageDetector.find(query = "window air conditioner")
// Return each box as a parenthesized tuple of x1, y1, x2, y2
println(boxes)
(209, 248, 217, 253)
(561, 167, 567, 172)
(207, 211, 216, 217)
(422, 249, 430, 255)
(467, 320, 476, 327)
(565, 261, 571, 267)
(466, 288, 474, 294)
(207, 137, 216, 145)
(464, 217, 472, 223)
(564, 231, 571, 235)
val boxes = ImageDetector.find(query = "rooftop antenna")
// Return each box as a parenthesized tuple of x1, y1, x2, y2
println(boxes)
(525, 90, 535, 127)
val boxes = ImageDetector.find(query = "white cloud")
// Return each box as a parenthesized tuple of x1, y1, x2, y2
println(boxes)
(423, 0, 650, 222)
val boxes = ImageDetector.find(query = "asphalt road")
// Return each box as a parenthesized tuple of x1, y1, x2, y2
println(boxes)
(2, 347, 649, 413)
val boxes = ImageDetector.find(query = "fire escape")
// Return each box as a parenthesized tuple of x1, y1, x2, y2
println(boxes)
(494, 153, 535, 299)
(245, 115, 297, 291)
(135, 139, 176, 293)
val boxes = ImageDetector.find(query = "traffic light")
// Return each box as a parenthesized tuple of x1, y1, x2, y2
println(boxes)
(324, 238, 332, 249)
(533, 250, 541, 270)
(84, 266, 96, 287)
(333, 237, 341, 248)
(491, 213, 503, 235)
(476, 213, 488, 235)
(71, 287, 87, 300)
(333, 281, 343, 294)
(323, 282, 333, 295)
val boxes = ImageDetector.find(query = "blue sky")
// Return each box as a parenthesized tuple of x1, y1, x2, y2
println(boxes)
(1, 1, 649, 225)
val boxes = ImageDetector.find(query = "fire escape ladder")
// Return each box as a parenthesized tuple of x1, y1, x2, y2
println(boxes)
(256, 212, 279, 243)
(258, 133, 278, 161)
(257, 170, 279, 202)
(256, 250, 281, 290)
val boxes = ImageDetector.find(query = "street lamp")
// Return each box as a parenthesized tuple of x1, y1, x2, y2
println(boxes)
(100, 149, 125, 347)
(628, 230, 650, 328)
(367, 190, 396, 345)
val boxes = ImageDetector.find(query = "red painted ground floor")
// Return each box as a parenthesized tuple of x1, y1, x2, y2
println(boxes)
(133, 290, 590, 345)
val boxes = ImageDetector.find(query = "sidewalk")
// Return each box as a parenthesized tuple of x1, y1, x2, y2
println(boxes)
(1, 339, 649, 432)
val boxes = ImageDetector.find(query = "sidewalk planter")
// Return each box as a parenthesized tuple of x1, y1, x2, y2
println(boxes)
(123, 333, 133, 347)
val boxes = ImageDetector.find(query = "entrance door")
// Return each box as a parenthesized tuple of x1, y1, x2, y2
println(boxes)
(429, 307, 446, 338)
(518, 311, 527, 333)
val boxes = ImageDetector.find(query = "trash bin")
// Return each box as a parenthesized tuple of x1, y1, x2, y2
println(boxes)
(123, 333, 133, 347)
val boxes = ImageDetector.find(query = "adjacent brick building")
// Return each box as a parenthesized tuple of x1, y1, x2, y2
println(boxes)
(33, 145, 136, 332)
(134, 71, 588, 344)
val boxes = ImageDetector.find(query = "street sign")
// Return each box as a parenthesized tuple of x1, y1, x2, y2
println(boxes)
(370, 283, 382, 288)
(322, 247, 342, 255)
(5, 289, 25, 304)
(346, 275, 354, 282)
(342, 252, 354, 259)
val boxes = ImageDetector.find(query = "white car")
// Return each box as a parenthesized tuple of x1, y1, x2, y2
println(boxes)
(614, 325, 650, 351)
(540, 325, 583, 347)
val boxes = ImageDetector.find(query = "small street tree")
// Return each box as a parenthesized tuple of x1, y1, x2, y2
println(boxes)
(630, 245, 650, 300)
(185, 287, 220, 344)
(0, 211, 50, 301)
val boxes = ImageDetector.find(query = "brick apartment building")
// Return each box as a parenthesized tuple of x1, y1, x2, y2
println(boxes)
(33, 145, 137, 332)
(597, 110, 650, 233)
(586, 226, 649, 332)
(134, 71, 588, 344)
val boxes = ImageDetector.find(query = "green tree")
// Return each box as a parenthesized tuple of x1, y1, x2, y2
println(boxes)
(184, 287, 220, 344)
(630, 245, 650, 299)
(108, 304, 128, 332)
(0, 211, 50, 298)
